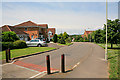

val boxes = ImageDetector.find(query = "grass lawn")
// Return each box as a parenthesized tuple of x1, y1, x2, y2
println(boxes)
(58, 43, 73, 46)
(96, 43, 119, 49)
(0, 47, 56, 60)
(96, 43, 120, 79)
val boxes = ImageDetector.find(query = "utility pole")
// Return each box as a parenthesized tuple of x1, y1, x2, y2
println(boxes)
(105, 0, 108, 60)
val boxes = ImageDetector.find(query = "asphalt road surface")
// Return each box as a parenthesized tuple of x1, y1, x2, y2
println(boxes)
(2, 42, 108, 79)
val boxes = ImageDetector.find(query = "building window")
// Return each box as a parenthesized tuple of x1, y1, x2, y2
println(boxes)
(31, 35, 34, 39)
(25, 28, 27, 31)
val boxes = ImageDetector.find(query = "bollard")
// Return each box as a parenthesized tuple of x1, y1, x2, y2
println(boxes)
(5, 49, 9, 63)
(61, 54, 65, 73)
(46, 55, 51, 74)
(8, 48, 11, 60)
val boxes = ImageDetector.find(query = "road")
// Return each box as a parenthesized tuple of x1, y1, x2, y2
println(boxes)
(2, 42, 108, 78)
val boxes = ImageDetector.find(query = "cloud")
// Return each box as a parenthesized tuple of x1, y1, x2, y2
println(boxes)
(1, 2, 118, 34)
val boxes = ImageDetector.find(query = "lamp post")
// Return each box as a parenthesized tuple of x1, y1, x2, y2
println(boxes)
(105, 0, 108, 60)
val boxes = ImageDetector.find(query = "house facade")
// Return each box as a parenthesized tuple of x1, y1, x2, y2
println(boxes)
(47, 28, 55, 41)
(81, 30, 93, 38)
(2, 21, 56, 41)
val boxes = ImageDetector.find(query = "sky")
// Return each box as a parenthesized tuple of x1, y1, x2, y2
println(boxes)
(1, 1, 119, 35)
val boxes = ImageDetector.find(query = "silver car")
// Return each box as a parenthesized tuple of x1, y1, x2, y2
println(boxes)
(26, 39, 47, 47)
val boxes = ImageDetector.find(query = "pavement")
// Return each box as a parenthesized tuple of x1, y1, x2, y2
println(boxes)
(2, 42, 108, 79)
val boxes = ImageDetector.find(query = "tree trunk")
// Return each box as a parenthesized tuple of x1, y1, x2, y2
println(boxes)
(111, 43, 113, 49)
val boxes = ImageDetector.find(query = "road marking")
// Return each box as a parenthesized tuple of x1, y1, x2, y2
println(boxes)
(72, 62, 81, 69)
(2, 63, 12, 66)
(28, 71, 47, 79)
(27, 70, 59, 79)
(15, 65, 40, 73)
(2, 60, 17, 66)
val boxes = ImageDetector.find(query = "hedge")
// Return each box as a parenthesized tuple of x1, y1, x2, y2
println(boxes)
(13, 40, 27, 49)
(2, 40, 27, 50)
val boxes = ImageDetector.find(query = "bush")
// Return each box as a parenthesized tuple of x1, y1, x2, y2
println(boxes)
(58, 38, 66, 44)
(46, 38, 50, 43)
(2, 42, 14, 50)
(65, 38, 71, 43)
(2, 31, 19, 42)
(13, 40, 27, 49)
(53, 34, 58, 43)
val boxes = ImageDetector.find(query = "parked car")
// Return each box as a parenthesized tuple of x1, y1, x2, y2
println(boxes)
(26, 39, 47, 47)
(35, 38, 46, 41)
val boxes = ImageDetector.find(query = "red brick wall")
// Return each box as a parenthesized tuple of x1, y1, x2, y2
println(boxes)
(24, 31, 38, 39)
(47, 28, 55, 38)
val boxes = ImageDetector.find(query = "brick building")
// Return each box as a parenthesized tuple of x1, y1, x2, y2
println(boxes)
(81, 30, 93, 38)
(47, 28, 55, 41)
(2, 21, 55, 41)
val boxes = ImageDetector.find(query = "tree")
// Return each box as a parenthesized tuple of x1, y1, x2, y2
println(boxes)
(53, 34, 58, 43)
(84, 36, 89, 42)
(94, 29, 104, 43)
(58, 37, 66, 44)
(104, 19, 120, 48)
(2, 31, 19, 42)
(74, 35, 84, 42)
(63, 32, 69, 39)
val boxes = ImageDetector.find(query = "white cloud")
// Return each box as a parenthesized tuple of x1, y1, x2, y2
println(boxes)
(2, 7, 106, 34)
(1, 2, 117, 34)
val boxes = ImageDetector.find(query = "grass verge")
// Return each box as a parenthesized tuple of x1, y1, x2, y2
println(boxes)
(58, 43, 73, 46)
(96, 43, 120, 79)
(0, 47, 56, 60)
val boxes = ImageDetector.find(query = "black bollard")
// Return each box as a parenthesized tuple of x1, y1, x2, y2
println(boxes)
(61, 54, 65, 73)
(46, 55, 51, 74)
(8, 48, 11, 60)
(6, 49, 9, 63)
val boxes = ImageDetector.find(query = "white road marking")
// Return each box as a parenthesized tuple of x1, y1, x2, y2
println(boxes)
(2, 60, 17, 66)
(27, 70, 59, 79)
(72, 62, 81, 69)
(15, 65, 39, 73)
(28, 71, 47, 79)
(2, 63, 12, 66)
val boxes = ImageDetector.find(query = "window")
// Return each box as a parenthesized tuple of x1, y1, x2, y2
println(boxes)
(31, 35, 34, 39)
(30, 40, 35, 42)
(30, 40, 39, 42)
(34, 40, 39, 42)
(25, 28, 27, 31)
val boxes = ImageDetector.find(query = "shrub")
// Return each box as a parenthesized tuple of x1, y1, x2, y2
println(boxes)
(65, 38, 71, 43)
(2, 42, 14, 50)
(46, 38, 50, 43)
(2, 31, 19, 42)
(13, 40, 27, 49)
(53, 34, 58, 43)
(58, 38, 66, 44)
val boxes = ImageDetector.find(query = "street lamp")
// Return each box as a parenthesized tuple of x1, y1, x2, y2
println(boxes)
(105, 0, 108, 60)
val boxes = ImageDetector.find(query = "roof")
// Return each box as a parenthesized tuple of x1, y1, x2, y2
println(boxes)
(2, 25, 28, 35)
(81, 35, 84, 37)
(47, 28, 55, 33)
(2, 25, 11, 31)
(14, 21, 48, 28)
(85, 31, 93, 34)
(8, 26, 28, 34)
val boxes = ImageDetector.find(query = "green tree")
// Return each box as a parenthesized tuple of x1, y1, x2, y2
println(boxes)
(84, 36, 89, 42)
(57, 33, 63, 39)
(53, 34, 58, 43)
(94, 29, 104, 43)
(63, 32, 69, 39)
(104, 19, 120, 48)
(2, 31, 19, 42)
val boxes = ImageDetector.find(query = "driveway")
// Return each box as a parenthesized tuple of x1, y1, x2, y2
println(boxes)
(2, 42, 108, 78)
